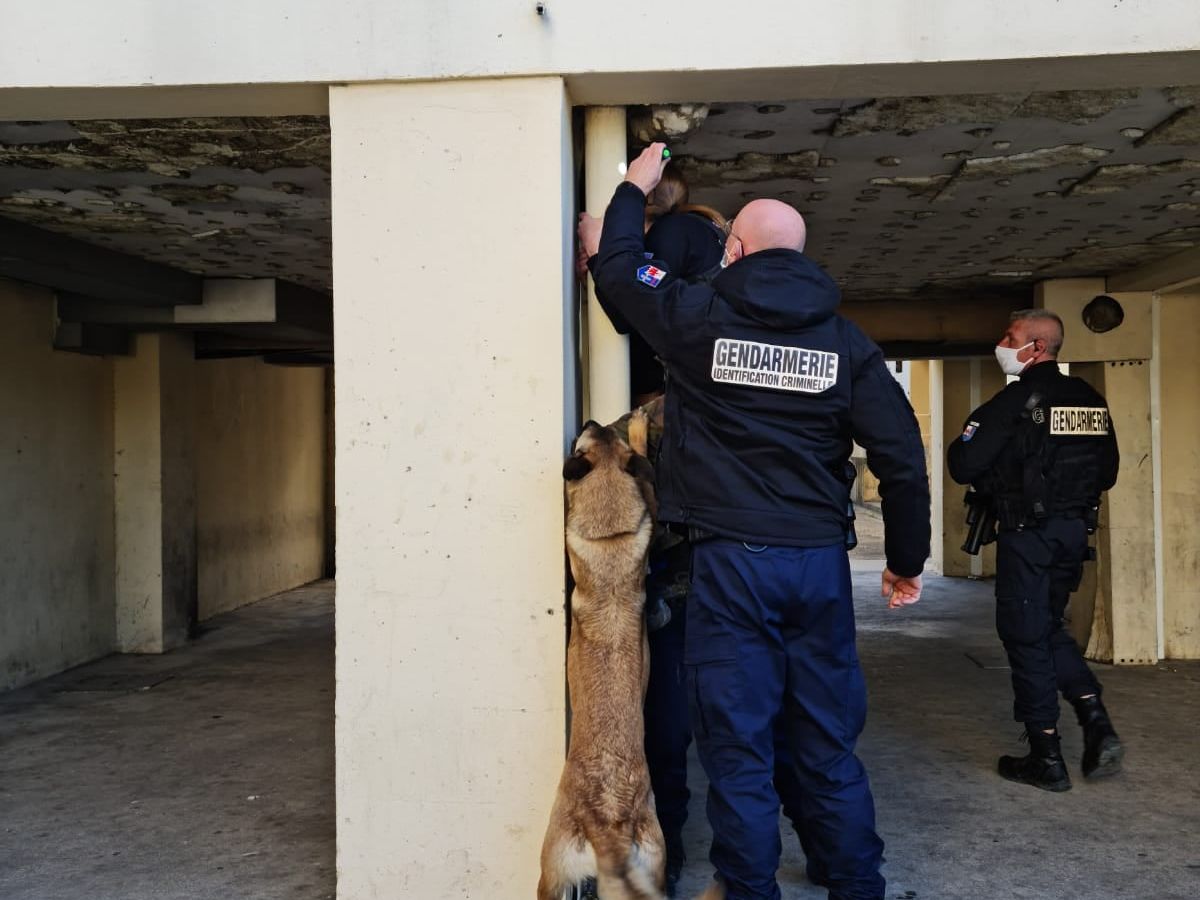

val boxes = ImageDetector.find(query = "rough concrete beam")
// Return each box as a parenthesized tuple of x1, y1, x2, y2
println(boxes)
(275, 280, 333, 337)
(57, 280, 332, 342)
(175, 279, 276, 324)
(193, 332, 328, 354)
(52, 321, 130, 356)
(1107, 246, 1200, 293)
(840, 296, 1020, 353)
(56, 293, 174, 326)
(0, 216, 201, 307)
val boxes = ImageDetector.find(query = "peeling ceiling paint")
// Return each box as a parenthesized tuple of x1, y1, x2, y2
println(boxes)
(0, 117, 331, 291)
(655, 85, 1200, 302)
(0, 86, 1198, 307)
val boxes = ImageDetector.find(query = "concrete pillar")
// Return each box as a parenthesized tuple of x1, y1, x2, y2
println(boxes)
(1071, 361, 1158, 664)
(1156, 291, 1200, 658)
(930, 358, 1003, 577)
(113, 332, 197, 653)
(907, 359, 935, 532)
(1039, 280, 1158, 664)
(329, 77, 571, 899)
(583, 106, 630, 423)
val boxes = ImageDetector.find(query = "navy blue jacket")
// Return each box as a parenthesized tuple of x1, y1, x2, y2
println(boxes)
(947, 361, 1119, 519)
(597, 211, 725, 399)
(592, 182, 930, 577)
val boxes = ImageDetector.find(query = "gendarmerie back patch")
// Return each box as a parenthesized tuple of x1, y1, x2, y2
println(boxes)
(1049, 406, 1110, 435)
(711, 338, 838, 393)
(636, 264, 667, 287)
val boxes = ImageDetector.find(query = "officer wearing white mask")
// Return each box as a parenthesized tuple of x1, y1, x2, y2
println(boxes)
(948, 309, 1122, 792)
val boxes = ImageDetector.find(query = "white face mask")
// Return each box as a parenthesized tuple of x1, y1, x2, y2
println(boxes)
(994, 340, 1034, 376)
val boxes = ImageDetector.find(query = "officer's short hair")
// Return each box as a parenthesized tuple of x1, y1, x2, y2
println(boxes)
(1011, 309, 1064, 356)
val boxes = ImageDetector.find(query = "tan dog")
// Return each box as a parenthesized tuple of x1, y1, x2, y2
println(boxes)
(538, 414, 666, 900)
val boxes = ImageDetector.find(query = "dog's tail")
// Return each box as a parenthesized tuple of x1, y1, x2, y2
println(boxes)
(693, 880, 725, 900)
(627, 408, 650, 458)
(592, 832, 664, 900)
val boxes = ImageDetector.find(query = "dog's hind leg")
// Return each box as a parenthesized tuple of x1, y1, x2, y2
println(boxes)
(692, 881, 725, 900)
(539, 804, 595, 900)
(632, 804, 667, 893)
(592, 828, 664, 900)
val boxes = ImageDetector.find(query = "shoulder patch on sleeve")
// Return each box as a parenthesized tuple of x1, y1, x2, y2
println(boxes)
(636, 264, 667, 288)
(962, 421, 980, 442)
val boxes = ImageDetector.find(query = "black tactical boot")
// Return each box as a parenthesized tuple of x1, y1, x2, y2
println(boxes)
(1073, 695, 1124, 779)
(998, 727, 1072, 792)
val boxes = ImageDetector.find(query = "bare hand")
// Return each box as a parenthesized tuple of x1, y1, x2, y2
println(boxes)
(882, 568, 922, 608)
(575, 244, 592, 279)
(625, 142, 670, 196)
(577, 212, 603, 260)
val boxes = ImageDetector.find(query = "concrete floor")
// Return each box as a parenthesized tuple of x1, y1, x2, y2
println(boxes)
(0, 582, 335, 900)
(676, 510, 1200, 900)
(2, 521, 1199, 900)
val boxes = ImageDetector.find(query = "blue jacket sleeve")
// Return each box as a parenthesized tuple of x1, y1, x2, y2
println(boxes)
(590, 182, 710, 361)
(845, 321, 931, 577)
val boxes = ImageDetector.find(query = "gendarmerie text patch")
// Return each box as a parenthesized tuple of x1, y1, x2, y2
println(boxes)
(1049, 406, 1110, 436)
(711, 338, 838, 393)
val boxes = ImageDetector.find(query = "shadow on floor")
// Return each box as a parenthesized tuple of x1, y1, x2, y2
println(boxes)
(0, 581, 335, 900)
(3, 552, 1200, 900)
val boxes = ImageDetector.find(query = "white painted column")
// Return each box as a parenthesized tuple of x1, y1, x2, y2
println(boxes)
(928, 360, 946, 574)
(1154, 290, 1200, 659)
(1038, 280, 1159, 663)
(584, 105, 630, 423)
(931, 358, 1004, 578)
(330, 77, 571, 899)
(113, 332, 196, 653)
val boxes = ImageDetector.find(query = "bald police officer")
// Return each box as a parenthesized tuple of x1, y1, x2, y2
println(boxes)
(582, 143, 930, 900)
(948, 309, 1123, 792)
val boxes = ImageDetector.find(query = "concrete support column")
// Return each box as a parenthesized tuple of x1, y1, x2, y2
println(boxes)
(113, 332, 196, 653)
(330, 78, 571, 899)
(583, 106, 630, 423)
(930, 358, 1003, 577)
(1072, 361, 1158, 664)
(1039, 280, 1158, 663)
(1155, 291, 1200, 658)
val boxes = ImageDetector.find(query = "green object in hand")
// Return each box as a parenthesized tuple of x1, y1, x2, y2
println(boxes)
(662, 147, 671, 160)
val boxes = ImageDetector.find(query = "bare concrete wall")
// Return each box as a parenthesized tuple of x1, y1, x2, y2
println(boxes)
(194, 358, 326, 620)
(0, 279, 115, 691)
(1159, 292, 1200, 658)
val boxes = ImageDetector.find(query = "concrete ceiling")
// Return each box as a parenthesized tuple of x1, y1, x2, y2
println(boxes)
(643, 85, 1200, 302)
(0, 86, 1198, 311)
(0, 117, 331, 292)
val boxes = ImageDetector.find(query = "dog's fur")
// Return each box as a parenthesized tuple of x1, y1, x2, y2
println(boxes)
(538, 415, 665, 900)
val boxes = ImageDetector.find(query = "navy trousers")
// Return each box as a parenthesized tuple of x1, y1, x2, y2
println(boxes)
(685, 539, 885, 900)
(994, 517, 1102, 727)
(645, 599, 819, 873)
(645, 594, 692, 860)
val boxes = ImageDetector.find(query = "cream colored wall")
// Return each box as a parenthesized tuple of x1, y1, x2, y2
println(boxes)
(331, 77, 571, 899)
(0, 279, 115, 691)
(1158, 292, 1200, 658)
(2, 0, 1197, 99)
(113, 333, 197, 653)
(931, 359, 1003, 578)
(193, 357, 327, 620)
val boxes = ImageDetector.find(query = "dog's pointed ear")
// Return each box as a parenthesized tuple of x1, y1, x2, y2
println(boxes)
(624, 452, 654, 484)
(563, 453, 593, 481)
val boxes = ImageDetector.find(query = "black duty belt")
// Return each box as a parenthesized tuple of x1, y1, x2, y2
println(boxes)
(665, 522, 717, 544)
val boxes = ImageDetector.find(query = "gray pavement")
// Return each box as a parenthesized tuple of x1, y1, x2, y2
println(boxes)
(1, 527, 1198, 900)
(0, 582, 335, 900)
(676, 513, 1200, 900)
